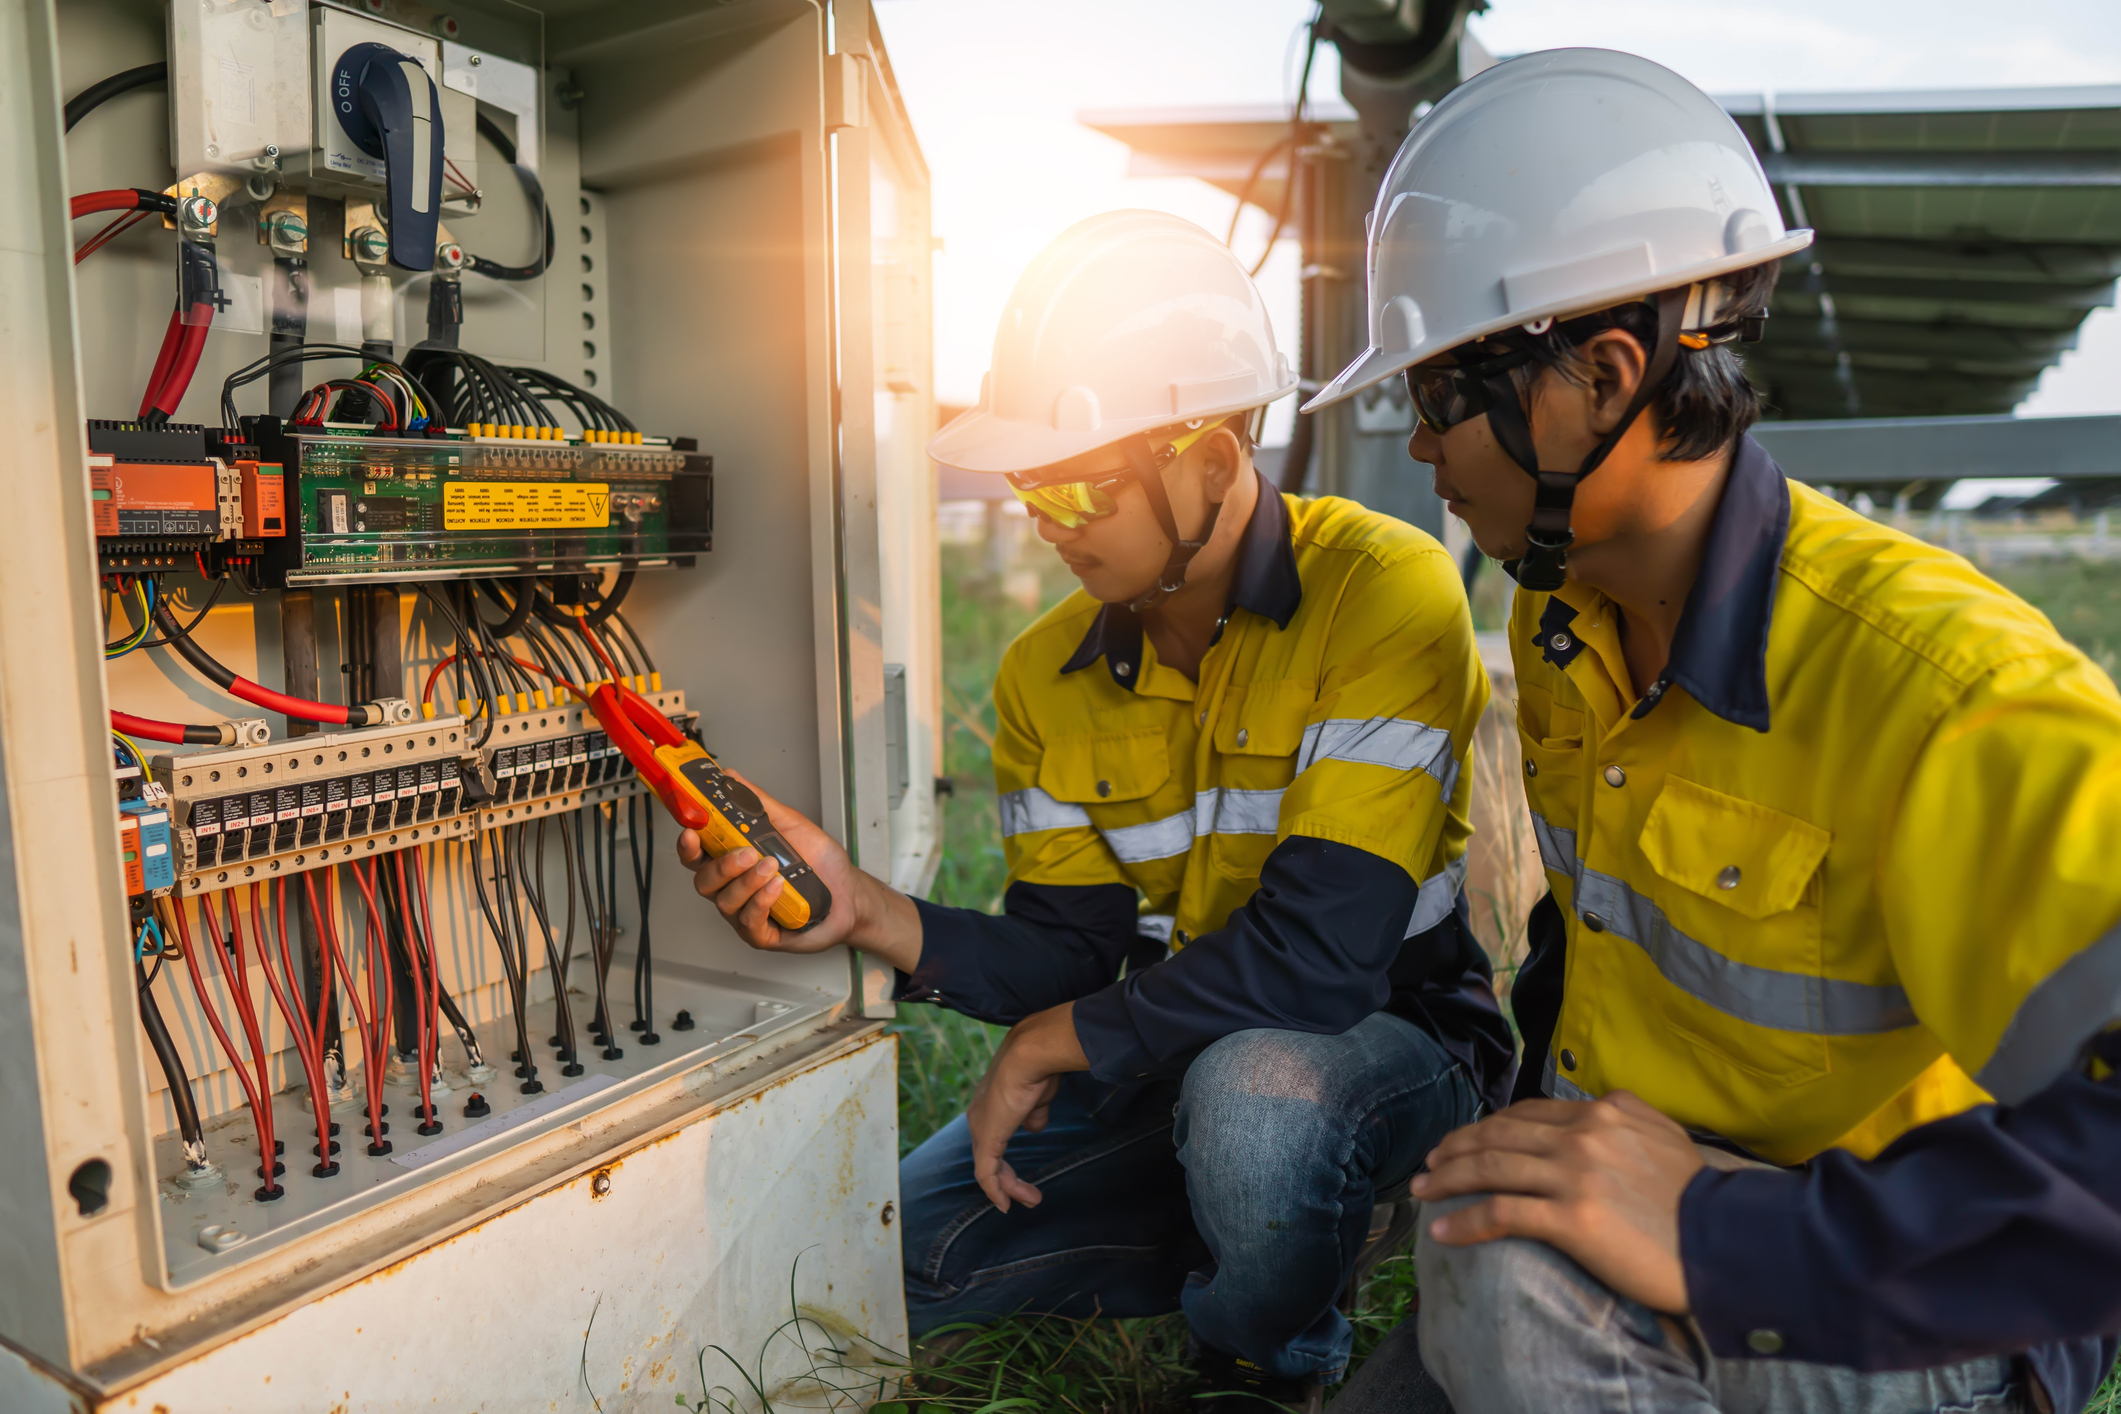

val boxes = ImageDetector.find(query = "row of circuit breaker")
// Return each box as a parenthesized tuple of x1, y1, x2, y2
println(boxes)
(135, 693, 693, 897)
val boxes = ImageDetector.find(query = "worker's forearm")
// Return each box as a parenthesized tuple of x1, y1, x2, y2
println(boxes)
(844, 869, 923, 974)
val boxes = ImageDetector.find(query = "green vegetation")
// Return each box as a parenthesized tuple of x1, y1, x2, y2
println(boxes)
(1989, 557, 2121, 680)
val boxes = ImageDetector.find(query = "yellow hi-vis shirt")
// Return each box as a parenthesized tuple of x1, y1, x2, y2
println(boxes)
(994, 482, 1488, 953)
(1513, 436, 2121, 1165)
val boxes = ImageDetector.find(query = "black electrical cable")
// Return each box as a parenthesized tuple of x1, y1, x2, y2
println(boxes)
(419, 585, 501, 746)
(628, 795, 659, 1043)
(597, 614, 641, 679)
(523, 818, 584, 1076)
(135, 575, 227, 650)
(475, 578, 535, 639)
(467, 114, 554, 282)
(469, 828, 539, 1094)
(222, 344, 402, 429)
(137, 951, 210, 1168)
(65, 61, 167, 133)
(498, 826, 545, 1092)
(610, 607, 657, 677)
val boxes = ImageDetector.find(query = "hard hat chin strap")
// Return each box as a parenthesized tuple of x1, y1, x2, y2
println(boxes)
(1121, 432, 1222, 613)
(1491, 287, 1690, 593)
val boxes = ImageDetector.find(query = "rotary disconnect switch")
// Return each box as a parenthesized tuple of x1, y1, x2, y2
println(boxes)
(331, 42, 446, 271)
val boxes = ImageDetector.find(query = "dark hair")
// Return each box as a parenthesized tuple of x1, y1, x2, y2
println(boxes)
(1502, 258, 1781, 462)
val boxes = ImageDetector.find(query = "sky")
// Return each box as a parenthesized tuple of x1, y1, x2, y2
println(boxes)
(871, 0, 2121, 440)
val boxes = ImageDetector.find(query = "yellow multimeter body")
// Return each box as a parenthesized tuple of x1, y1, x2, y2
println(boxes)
(650, 743, 829, 931)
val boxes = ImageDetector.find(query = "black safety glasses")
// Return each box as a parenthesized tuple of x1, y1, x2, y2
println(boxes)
(1404, 346, 1537, 434)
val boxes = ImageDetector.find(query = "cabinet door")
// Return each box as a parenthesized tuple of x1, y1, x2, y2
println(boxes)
(832, 0, 940, 927)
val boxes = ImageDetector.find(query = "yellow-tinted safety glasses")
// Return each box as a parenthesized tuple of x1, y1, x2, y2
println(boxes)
(1005, 424, 1218, 529)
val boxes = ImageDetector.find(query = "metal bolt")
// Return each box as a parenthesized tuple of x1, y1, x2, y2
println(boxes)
(469, 53, 482, 66)
(197, 1223, 245, 1253)
(179, 195, 218, 234)
(880, 1201, 896, 1227)
(591, 1170, 612, 1197)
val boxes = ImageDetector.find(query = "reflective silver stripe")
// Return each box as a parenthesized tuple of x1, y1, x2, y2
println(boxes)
(1194, 786, 1283, 836)
(1101, 808, 1195, 863)
(1527, 813, 1915, 1037)
(1541, 1047, 1596, 1102)
(1530, 811, 1579, 880)
(997, 787, 1091, 838)
(1137, 913, 1175, 944)
(1404, 854, 1468, 937)
(1297, 717, 1459, 797)
(1975, 917, 2121, 1105)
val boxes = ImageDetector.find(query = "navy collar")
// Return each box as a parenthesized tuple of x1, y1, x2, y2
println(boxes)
(1629, 434, 1789, 733)
(1061, 470, 1301, 691)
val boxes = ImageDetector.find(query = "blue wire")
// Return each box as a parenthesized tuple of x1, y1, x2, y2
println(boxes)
(135, 914, 163, 960)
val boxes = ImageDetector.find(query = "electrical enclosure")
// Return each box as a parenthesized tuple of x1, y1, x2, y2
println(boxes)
(0, 0, 939, 1405)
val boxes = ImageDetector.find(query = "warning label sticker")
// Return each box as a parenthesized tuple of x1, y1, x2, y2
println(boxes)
(444, 482, 611, 530)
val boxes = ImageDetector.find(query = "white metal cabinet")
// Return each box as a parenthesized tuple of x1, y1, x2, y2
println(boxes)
(0, 0, 931, 1402)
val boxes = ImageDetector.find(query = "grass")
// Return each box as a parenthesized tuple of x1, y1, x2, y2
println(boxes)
(899, 511, 2121, 1410)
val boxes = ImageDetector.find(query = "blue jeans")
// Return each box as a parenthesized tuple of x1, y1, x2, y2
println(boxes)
(899, 1011, 1481, 1383)
(1392, 1193, 2031, 1414)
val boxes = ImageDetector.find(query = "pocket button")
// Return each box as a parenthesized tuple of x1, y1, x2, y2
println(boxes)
(1235, 728, 1249, 748)
(1603, 765, 1626, 787)
(1559, 1048, 1577, 1071)
(1717, 865, 1741, 890)
(1096, 780, 1111, 798)
(1582, 911, 1607, 933)
(1525, 759, 1538, 777)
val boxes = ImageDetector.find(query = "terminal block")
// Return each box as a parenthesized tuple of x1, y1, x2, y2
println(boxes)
(470, 690, 693, 830)
(153, 718, 478, 896)
(89, 420, 242, 570)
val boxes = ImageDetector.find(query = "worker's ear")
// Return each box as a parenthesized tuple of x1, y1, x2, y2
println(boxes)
(1580, 328, 1651, 437)
(1197, 425, 1248, 505)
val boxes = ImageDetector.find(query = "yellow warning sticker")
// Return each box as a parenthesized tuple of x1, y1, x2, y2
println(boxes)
(443, 482, 611, 531)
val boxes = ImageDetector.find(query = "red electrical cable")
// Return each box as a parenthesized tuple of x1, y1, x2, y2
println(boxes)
(574, 613, 625, 681)
(69, 188, 150, 219)
(75, 206, 151, 263)
(256, 881, 336, 1176)
(348, 861, 399, 1151)
(138, 310, 185, 418)
(143, 310, 213, 420)
(311, 871, 389, 1156)
(171, 897, 282, 1200)
(221, 891, 283, 1195)
(421, 650, 585, 708)
(110, 709, 220, 745)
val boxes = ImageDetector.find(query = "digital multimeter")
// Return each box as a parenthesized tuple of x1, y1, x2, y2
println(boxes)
(585, 681, 831, 931)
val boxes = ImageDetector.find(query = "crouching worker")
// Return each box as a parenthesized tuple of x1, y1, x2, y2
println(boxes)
(677, 211, 1515, 1411)
(1310, 49, 2121, 1414)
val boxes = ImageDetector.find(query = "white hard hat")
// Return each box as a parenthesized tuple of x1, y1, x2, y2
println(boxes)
(930, 210, 1297, 476)
(1304, 48, 1812, 413)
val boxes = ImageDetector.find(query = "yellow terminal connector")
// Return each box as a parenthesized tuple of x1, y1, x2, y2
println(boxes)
(533, 689, 549, 710)
(511, 691, 527, 713)
(650, 671, 663, 692)
(422, 702, 436, 720)
(458, 697, 476, 719)
(510, 424, 525, 439)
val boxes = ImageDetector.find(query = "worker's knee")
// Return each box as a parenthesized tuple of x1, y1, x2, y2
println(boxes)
(1175, 1029, 1346, 1185)
(1415, 1196, 1671, 1414)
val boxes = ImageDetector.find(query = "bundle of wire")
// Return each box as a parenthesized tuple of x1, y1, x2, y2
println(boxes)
(220, 345, 428, 431)
(292, 362, 433, 432)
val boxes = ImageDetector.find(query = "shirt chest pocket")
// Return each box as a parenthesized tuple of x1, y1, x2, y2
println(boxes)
(1518, 687, 1585, 876)
(1208, 680, 1312, 878)
(1634, 774, 1834, 1085)
(1039, 728, 1171, 807)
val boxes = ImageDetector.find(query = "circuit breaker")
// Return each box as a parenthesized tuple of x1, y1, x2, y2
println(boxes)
(0, 0, 939, 1407)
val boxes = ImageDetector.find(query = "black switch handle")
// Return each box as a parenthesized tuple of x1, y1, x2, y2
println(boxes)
(333, 42, 445, 272)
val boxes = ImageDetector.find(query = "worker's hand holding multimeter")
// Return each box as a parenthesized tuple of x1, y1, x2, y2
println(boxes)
(584, 680, 835, 935)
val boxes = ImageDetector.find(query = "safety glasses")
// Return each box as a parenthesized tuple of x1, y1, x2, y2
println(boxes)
(1006, 423, 1219, 529)
(1405, 346, 1536, 434)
